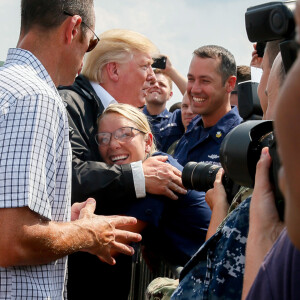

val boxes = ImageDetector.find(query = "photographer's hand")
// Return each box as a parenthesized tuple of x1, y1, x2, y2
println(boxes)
(250, 43, 263, 68)
(242, 147, 284, 299)
(205, 168, 229, 240)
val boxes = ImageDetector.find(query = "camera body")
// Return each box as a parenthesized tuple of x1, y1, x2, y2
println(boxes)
(182, 121, 284, 219)
(246, 0, 297, 72)
(245, 1, 295, 42)
(238, 81, 263, 120)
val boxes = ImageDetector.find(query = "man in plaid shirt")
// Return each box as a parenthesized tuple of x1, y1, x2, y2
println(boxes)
(0, 0, 141, 299)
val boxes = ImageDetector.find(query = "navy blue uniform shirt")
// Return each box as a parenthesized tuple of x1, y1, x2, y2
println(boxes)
(123, 152, 211, 265)
(143, 106, 185, 152)
(174, 106, 242, 166)
(143, 106, 172, 134)
(157, 109, 185, 153)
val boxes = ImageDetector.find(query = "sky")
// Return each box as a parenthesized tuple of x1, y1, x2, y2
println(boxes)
(0, 0, 268, 108)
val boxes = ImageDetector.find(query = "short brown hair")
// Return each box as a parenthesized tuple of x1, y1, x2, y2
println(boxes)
(153, 69, 173, 90)
(193, 45, 236, 85)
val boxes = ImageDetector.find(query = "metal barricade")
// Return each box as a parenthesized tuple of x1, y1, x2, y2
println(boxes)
(128, 243, 181, 300)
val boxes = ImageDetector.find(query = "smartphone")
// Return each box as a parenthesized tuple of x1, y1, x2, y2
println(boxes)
(152, 56, 167, 69)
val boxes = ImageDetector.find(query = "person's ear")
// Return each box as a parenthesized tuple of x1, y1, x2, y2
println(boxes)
(169, 91, 173, 99)
(64, 15, 82, 46)
(225, 75, 237, 93)
(145, 132, 153, 154)
(105, 62, 119, 82)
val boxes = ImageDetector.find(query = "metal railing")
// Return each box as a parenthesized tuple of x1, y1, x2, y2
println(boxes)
(128, 244, 181, 300)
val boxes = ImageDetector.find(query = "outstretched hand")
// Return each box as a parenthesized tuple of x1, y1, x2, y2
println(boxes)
(73, 198, 142, 265)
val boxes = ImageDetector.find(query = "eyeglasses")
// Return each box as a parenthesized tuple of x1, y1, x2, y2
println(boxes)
(95, 127, 146, 146)
(63, 11, 100, 52)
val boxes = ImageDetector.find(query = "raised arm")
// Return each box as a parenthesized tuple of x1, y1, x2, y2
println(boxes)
(161, 55, 187, 95)
(242, 148, 284, 299)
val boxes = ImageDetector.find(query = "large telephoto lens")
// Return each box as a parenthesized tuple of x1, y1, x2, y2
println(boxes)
(182, 162, 221, 192)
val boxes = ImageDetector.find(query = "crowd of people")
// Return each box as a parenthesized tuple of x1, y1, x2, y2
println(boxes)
(0, 0, 300, 299)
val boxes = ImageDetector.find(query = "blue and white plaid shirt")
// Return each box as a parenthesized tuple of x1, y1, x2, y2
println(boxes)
(0, 48, 71, 299)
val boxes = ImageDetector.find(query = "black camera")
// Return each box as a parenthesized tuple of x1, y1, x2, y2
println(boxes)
(246, 0, 297, 72)
(182, 120, 284, 220)
(182, 162, 240, 204)
(245, 1, 295, 42)
(152, 56, 167, 69)
(238, 81, 263, 120)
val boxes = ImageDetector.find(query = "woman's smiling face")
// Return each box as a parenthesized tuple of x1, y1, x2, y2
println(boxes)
(97, 112, 151, 165)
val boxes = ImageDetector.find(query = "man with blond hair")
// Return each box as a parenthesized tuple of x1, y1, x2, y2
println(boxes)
(59, 28, 186, 299)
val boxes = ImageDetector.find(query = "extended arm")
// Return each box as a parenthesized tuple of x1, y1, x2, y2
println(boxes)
(161, 55, 187, 95)
(0, 199, 141, 267)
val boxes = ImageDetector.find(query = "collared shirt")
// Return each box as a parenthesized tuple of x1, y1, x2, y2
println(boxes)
(157, 109, 185, 153)
(143, 106, 172, 131)
(174, 106, 242, 166)
(143, 106, 176, 151)
(90, 81, 146, 198)
(0, 48, 71, 299)
(90, 81, 116, 109)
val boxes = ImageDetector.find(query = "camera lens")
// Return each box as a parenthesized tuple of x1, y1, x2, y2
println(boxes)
(182, 162, 221, 192)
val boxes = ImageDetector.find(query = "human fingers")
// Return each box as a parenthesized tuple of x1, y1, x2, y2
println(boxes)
(71, 201, 87, 221)
(250, 147, 284, 243)
(78, 198, 96, 219)
(253, 147, 272, 192)
(205, 189, 214, 209)
(97, 241, 135, 265)
(97, 251, 116, 265)
(113, 227, 142, 244)
(149, 155, 168, 163)
(110, 240, 135, 256)
(214, 168, 225, 186)
(108, 215, 138, 228)
(166, 180, 187, 199)
(156, 164, 183, 188)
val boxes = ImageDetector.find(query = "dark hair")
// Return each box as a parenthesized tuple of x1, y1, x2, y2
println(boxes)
(21, 0, 94, 34)
(193, 45, 236, 85)
(236, 65, 251, 84)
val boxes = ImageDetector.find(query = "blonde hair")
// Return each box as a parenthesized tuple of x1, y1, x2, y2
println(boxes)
(82, 29, 159, 83)
(98, 103, 157, 155)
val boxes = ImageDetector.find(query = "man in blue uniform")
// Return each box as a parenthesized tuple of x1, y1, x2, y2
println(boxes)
(143, 68, 187, 151)
(143, 69, 174, 123)
(173, 45, 242, 166)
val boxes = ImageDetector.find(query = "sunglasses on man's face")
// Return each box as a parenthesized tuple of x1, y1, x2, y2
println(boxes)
(63, 11, 100, 52)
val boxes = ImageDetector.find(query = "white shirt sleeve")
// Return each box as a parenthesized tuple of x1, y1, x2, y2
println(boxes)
(131, 160, 146, 198)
